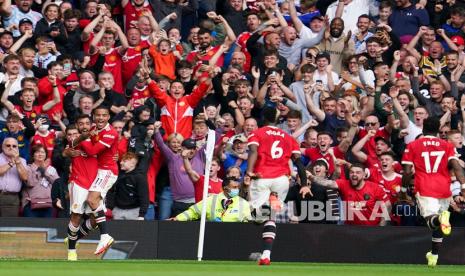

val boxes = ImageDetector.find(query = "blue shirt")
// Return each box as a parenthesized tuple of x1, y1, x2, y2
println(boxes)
(0, 129, 30, 162)
(388, 4, 429, 38)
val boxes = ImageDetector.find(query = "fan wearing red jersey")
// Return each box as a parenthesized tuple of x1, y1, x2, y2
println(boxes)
(308, 163, 391, 226)
(72, 106, 119, 256)
(182, 152, 223, 203)
(64, 115, 99, 261)
(89, 19, 129, 94)
(245, 107, 310, 266)
(402, 117, 465, 267)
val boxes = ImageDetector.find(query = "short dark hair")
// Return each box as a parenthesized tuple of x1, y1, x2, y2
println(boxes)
(358, 14, 370, 21)
(262, 107, 279, 124)
(197, 28, 211, 36)
(76, 114, 92, 123)
(31, 144, 48, 160)
(350, 162, 366, 171)
(287, 110, 302, 120)
(300, 63, 316, 74)
(63, 8, 81, 20)
(366, 37, 381, 45)
(422, 117, 440, 136)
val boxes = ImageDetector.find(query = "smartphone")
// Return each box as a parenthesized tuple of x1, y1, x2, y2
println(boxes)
(63, 63, 71, 71)
(316, 80, 323, 84)
(201, 60, 209, 65)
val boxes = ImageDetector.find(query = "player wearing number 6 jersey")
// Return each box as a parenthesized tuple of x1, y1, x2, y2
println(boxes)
(245, 107, 310, 266)
(402, 117, 465, 267)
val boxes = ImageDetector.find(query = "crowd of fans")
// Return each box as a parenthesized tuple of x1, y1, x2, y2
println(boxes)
(1, 0, 465, 226)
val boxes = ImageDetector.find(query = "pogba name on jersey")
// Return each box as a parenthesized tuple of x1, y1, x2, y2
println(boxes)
(265, 129, 285, 138)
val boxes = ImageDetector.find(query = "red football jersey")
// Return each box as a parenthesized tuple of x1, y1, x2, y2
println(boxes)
(194, 175, 223, 203)
(236, 32, 252, 72)
(103, 47, 124, 94)
(82, 124, 119, 175)
(336, 179, 389, 226)
(69, 143, 98, 189)
(303, 146, 345, 175)
(129, 85, 150, 108)
(402, 136, 457, 198)
(358, 127, 390, 166)
(122, 40, 150, 86)
(14, 105, 43, 124)
(367, 168, 402, 204)
(247, 126, 300, 178)
(31, 130, 56, 158)
(123, 1, 153, 32)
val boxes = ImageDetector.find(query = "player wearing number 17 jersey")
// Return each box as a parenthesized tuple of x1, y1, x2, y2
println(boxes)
(402, 117, 465, 267)
(245, 107, 310, 266)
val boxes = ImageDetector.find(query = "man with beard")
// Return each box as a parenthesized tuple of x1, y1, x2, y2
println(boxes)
(0, 0, 42, 37)
(406, 26, 437, 59)
(308, 163, 390, 226)
(122, 0, 154, 32)
(186, 27, 235, 68)
(301, 124, 356, 177)
(246, 25, 288, 71)
(0, 54, 24, 96)
(316, 17, 355, 74)
(443, 50, 465, 85)
(352, 14, 373, 54)
(418, 41, 448, 81)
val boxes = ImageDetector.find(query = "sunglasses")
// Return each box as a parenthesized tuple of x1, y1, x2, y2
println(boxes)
(365, 122, 378, 126)
(4, 144, 18, 148)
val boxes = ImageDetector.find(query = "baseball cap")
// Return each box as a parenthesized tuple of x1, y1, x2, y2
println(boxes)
(451, 35, 465, 46)
(181, 138, 197, 149)
(314, 158, 329, 169)
(0, 30, 13, 38)
(374, 136, 391, 147)
(315, 52, 331, 63)
(19, 18, 33, 27)
(232, 134, 247, 143)
(309, 14, 323, 22)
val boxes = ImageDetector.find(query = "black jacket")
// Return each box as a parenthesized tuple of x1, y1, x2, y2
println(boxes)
(106, 168, 149, 217)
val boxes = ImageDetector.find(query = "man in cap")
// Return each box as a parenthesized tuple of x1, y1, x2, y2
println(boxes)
(0, 0, 42, 37)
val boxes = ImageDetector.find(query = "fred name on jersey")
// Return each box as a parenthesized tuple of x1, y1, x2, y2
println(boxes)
(422, 140, 440, 147)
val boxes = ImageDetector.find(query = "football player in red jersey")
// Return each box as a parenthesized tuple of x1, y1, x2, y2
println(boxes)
(73, 106, 119, 256)
(402, 117, 465, 267)
(64, 115, 99, 261)
(245, 107, 310, 266)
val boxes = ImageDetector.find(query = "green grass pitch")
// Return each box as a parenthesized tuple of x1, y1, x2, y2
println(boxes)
(1, 260, 465, 275)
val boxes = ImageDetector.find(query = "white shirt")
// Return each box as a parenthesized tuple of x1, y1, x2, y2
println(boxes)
(313, 70, 340, 91)
(2, 6, 42, 37)
(326, 0, 377, 33)
(405, 121, 422, 144)
(0, 73, 24, 96)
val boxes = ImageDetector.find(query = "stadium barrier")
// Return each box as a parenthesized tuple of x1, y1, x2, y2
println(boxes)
(1, 218, 464, 264)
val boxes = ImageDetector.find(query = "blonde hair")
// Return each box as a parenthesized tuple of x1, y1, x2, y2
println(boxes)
(167, 132, 184, 143)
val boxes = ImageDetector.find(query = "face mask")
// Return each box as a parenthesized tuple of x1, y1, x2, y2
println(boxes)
(228, 188, 239, 198)
(38, 124, 49, 132)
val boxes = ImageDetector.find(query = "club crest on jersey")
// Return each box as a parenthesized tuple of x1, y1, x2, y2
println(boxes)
(265, 129, 285, 138)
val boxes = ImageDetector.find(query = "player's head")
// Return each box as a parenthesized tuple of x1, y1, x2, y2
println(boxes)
(422, 116, 440, 136)
(76, 114, 92, 134)
(93, 105, 110, 129)
(262, 107, 280, 125)
(379, 151, 396, 173)
(349, 163, 366, 188)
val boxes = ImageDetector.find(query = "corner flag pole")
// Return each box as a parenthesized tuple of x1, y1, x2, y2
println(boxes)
(197, 129, 216, 261)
